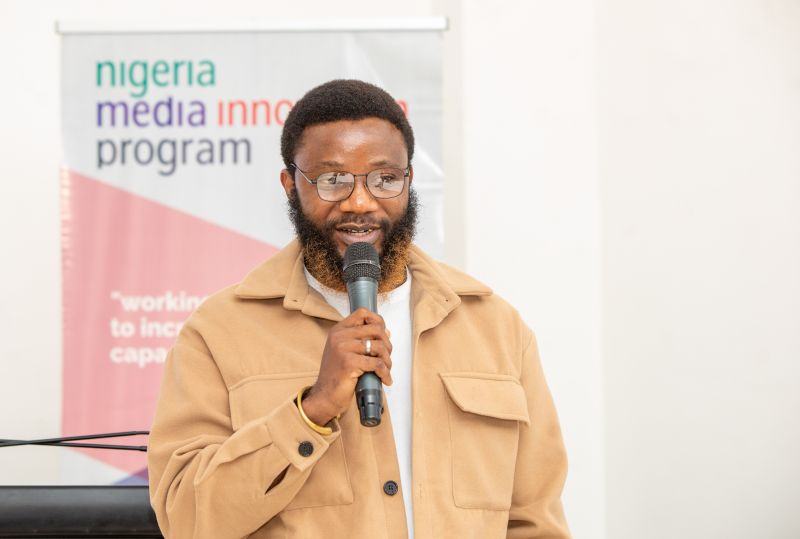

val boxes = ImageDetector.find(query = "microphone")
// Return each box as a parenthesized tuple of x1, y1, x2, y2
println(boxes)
(343, 242, 383, 427)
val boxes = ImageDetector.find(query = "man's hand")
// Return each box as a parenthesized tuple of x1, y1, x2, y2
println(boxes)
(301, 307, 392, 426)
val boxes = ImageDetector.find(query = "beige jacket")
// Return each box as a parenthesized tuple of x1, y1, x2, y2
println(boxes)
(148, 241, 570, 539)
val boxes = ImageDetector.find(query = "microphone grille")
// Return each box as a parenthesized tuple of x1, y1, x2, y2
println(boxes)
(343, 242, 381, 282)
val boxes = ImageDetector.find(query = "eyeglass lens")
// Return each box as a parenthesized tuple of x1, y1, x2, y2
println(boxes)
(315, 169, 406, 201)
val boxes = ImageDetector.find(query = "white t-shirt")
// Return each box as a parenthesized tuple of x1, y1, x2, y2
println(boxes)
(304, 267, 414, 537)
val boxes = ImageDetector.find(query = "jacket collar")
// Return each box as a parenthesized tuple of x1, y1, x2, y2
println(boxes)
(234, 239, 492, 331)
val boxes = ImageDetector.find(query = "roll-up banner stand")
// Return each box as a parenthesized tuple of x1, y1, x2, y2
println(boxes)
(57, 18, 445, 483)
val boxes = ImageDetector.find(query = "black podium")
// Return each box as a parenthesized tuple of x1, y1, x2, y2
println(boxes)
(0, 486, 161, 538)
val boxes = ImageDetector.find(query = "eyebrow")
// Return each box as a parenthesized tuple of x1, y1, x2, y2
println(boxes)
(315, 159, 400, 169)
(317, 160, 344, 168)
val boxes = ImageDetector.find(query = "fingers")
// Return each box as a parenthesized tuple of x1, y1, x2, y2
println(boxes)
(333, 310, 392, 354)
(315, 308, 396, 418)
(345, 324, 393, 354)
(329, 308, 394, 385)
(348, 338, 392, 369)
(338, 335, 392, 385)
(351, 353, 393, 386)
(340, 307, 385, 328)
(371, 355, 393, 386)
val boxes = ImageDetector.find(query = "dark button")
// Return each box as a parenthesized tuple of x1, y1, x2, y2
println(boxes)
(298, 441, 314, 457)
(383, 480, 399, 496)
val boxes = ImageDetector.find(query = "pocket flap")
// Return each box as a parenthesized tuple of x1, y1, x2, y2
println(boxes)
(440, 372, 530, 424)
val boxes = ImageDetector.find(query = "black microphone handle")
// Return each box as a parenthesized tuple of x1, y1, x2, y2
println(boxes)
(347, 276, 383, 427)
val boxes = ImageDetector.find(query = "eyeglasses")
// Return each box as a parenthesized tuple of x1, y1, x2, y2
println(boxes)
(291, 163, 410, 202)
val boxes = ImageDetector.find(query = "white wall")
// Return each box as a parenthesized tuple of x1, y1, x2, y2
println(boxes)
(455, 2, 604, 537)
(600, 1, 800, 538)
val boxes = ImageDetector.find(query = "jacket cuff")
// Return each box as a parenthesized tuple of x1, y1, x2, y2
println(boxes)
(265, 396, 341, 472)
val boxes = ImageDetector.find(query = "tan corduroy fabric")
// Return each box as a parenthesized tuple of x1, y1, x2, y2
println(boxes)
(147, 240, 570, 538)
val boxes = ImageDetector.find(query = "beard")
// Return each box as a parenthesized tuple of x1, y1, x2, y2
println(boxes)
(287, 187, 419, 294)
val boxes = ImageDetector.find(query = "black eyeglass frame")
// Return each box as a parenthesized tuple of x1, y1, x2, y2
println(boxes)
(290, 162, 411, 202)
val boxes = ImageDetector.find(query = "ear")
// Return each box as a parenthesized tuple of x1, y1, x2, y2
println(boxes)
(407, 164, 414, 186)
(280, 168, 295, 198)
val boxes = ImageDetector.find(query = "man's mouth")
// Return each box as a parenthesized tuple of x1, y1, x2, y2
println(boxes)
(334, 224, 382, 246)
(338, 225, 378, 235)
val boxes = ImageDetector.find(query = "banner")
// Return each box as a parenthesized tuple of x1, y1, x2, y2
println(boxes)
(59, 22, 444, 483)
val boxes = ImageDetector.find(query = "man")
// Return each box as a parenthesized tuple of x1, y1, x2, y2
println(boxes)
(148, 80, 570, 538)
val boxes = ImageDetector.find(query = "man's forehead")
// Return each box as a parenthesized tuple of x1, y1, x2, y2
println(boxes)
(301, 117, 402, 141)
(295, 118, 408, 165)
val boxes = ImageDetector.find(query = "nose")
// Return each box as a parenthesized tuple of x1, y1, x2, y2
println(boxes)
(338, 177, 380, 213)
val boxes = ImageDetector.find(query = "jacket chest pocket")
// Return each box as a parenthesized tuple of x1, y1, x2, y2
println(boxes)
(440, 372, 530, 511)
(229, 373, 354, 510)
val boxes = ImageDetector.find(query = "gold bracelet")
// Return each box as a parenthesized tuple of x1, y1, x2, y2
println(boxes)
(296, 386, 333, 436)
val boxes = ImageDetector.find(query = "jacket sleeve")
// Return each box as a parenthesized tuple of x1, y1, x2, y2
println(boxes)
(507, 330, 571, 538)
(147, 325, 338, 539)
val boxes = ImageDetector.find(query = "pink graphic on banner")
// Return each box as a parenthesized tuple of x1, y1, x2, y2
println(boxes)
(61, 170, 278, 475)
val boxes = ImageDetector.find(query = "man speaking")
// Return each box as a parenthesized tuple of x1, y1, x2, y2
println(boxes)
(148, 80, 570, 538)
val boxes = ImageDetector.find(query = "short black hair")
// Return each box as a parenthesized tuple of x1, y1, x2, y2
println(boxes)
(281, 79, 415, 170)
